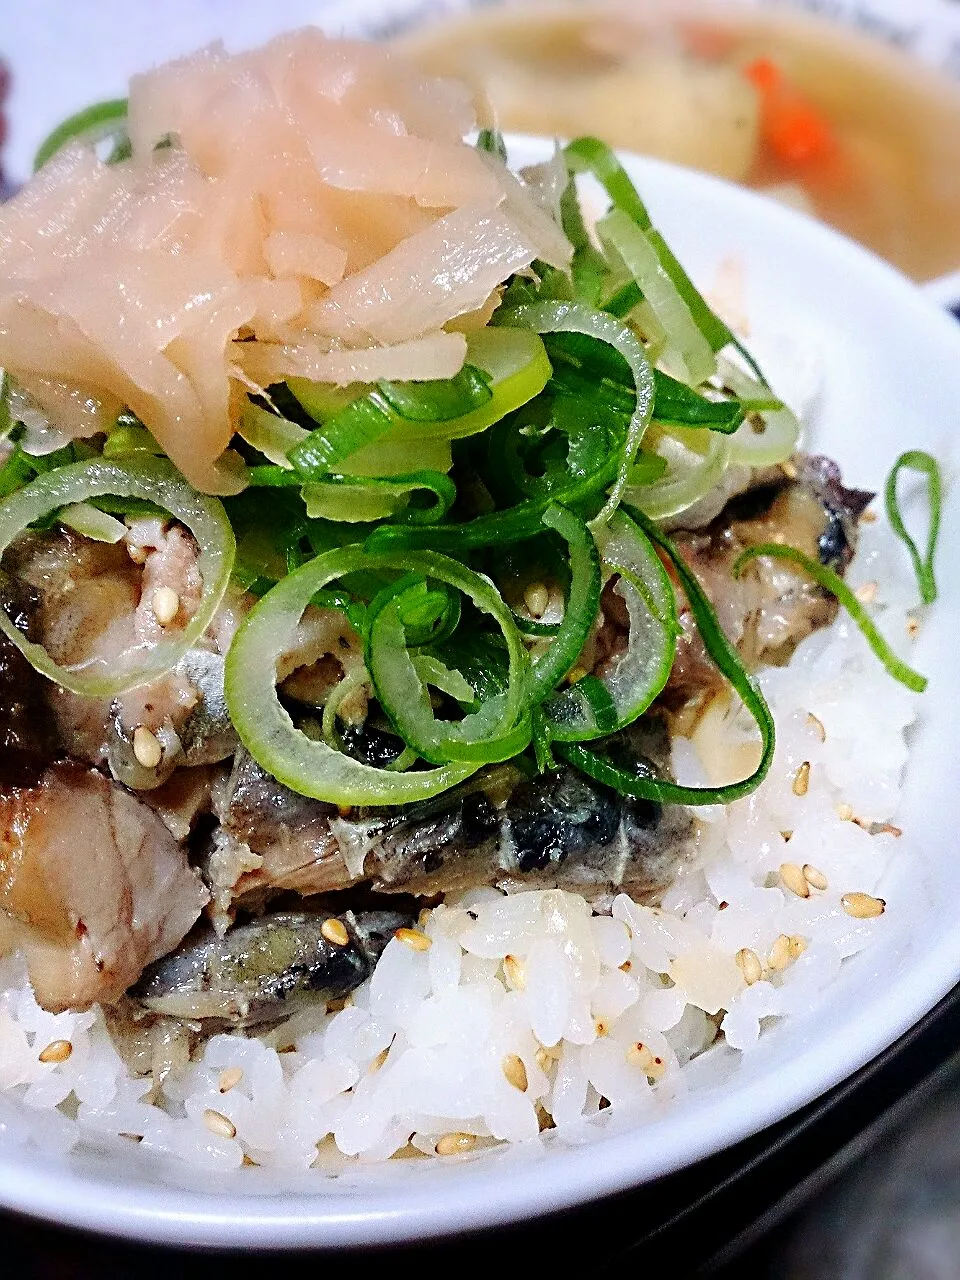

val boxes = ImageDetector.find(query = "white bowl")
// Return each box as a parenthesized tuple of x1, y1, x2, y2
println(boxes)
(1, 139, 959, 1249)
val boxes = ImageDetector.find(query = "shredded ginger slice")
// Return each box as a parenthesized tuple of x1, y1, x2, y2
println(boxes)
(0, 29, 569, 493)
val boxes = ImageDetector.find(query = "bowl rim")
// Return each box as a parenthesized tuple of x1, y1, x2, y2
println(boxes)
(2, 139, 960, 1250)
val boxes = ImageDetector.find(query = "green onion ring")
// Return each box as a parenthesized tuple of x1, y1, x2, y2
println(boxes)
(884, 450, 941, 605)
(558, 506, 776, 805)
(495, 300, 655, 528)
(225, 545, 492, 805)
(0, 458, 235, 696)
(544, 510, 677, 742)
(733, 542, 927, 693)
(365, 564, 531, 765)
(34, 98, 129, 171)
(525, 505, 601, 702)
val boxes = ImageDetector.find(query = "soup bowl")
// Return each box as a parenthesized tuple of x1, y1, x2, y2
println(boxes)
(0, 139, 958, 1248)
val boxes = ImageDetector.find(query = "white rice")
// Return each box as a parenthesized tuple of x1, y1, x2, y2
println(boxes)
(0, 513, 924, 1174)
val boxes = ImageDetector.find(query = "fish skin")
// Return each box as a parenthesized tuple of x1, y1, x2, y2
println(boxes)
(211, 718, 694, 907)
(662, 455, 872, 711)
(131, 907, 412, 1027)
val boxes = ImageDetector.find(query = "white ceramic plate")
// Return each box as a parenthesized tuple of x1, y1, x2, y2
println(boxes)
(0, 138, 959, 1249)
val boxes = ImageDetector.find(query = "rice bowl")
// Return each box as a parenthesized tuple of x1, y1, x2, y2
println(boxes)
(0, 98, 958, 1246)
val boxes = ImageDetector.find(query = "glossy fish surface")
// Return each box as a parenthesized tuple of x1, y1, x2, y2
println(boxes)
(132, 908, 411, 1027)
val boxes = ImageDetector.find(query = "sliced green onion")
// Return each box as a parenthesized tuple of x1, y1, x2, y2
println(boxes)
(411, 653, 476, 703)
(288, 391, 395, 478)
(0, 445, 38, 501)
(476, 128, 508, 162)
(717, 355, 800, 467)
(884, 450, 941, 605)
(624, 428, 731, 521)
(559, 167, 610, 305)
(57, 502, 127, 544)
(374, 329, 551, 444)
(544, 510, 677, 741)
(733, 542, 928, 693)
(366, 567, 531, 766)
(652, 371, 745, 434)
(336, 435, 453, 480)
(239, 403, 309, 469)
(645, 227, 733, 357)
(103, 423, 164, 458)
(302, 471, 455, 524)
(564, 136, 733, 354)
(545, 340, 739, 433)
(561, 504, 776, 805)
(525, 505, 601, 702)
(494, 300, 654, 528)
(376, 365, 492, 422)
(0, 458, 235, 696)
(34, 98, 129, 172)
(564, 136, 653, 232)
(366, 452, 618, 552)
(598, 209, 715, 386)
(288, 331, 550, 477)
(225, 544, 484, 805)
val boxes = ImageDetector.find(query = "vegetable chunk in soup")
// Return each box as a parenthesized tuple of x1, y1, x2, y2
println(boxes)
(402, 1, 960, 281)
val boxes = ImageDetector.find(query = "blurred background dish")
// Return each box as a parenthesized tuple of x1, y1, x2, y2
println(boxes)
(401, 0, 960, 282)
(6, 0, 960, 284)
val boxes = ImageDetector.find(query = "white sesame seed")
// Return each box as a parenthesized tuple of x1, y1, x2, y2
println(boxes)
(395, 926, 431, 952)
(151, 586, 180, 627)
(218, 1067, 243, 1094)
(321, 917, 350, 947)
(132, 725, 163, 769)
(855, 581, 878, 605)
(837, 803, 854, 821)
(368, 1047, 390, 1074)
(735, 948, 763, 986)
(523, 583, 550, 619)
(767, 934, 794, 971)
(802, 864, 829, 891)
(594, 1017, 610, 1038)
(806, 713, 826, 743)
(203, 1109, 237, 1140)
(906, 615, 920, 638)
(502, 1054, 528, 1092)
(779, 862, 810, 898)
(859, 509, 877, 524)
(841, 892, 886, 919)
(38, 1039, 72, 1064)
(435, 1132, 477, 1157)
(792, 761, 811, 797)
